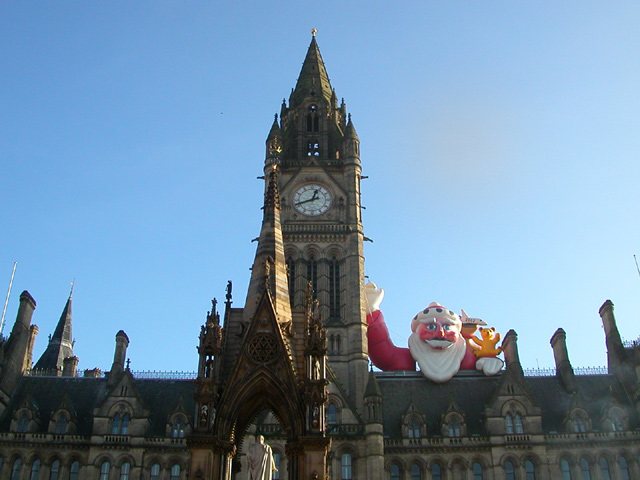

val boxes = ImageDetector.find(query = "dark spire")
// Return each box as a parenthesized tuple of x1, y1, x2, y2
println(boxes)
(289, 32, 333, 109)
(364, 368, 382, 398)
(267, 114, 281, 142)
(344, 114, 359, 141)
(265, 115, 282, 167)
(33, 288, 74, 373)
(243, 167, 292, 324)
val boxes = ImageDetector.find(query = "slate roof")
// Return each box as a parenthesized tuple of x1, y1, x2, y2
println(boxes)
(0, 375, 196, 437)
(377, 370, 638, 438)
(378, 371, 501, 437)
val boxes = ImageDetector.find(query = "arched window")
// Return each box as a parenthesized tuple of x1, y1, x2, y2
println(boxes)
(272, 453, 280, 480)
(150, 464, 160, 480)
(119, 462, 130, 480)
(410, 463, 421, 480)
(11, 458, 22, 480)
(340, 453, 352, 480)
(335, 334, 342, 353)
(514, 413, 524, 434)
(328, 256, 341, 321)
(100, 461, 110, 480)
(69, 461, 80, 480)
(579, 458, 591, 480)
(447, 416, 462, 437)
(505, 461, 515, 480)
(408, 417, 420, 438)
(431, 463, 442, 480)
(610, 412, 624, 431)
(17, 413, 30, 432)
(327, 403, 337, 425)
(170, 464, 180, 480)
(505, 413, 514, 434)
(111, 413, 120, 434)
(121, 414, 130, 434)
(172, 417, 185, 438)
(525, 460, 536, 480)
(30, 460, 41, 480)
(55, 415, 68, 434)
(560, 460, 572, 480)
(390, 463, 400, 480)
(573, 414, 587, 433)
(472, 462, 483, 480)
(111, 412, 130, 435)
(49, 460, 60, 480)
(619, 457, 630, 480)
(599, 458, 610, 480)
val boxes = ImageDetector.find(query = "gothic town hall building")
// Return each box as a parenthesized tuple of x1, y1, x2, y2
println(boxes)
(1, 35, 640, 480)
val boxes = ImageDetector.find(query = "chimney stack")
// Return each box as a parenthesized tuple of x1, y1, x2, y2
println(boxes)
(112, 330, 129, 372)
(599, 300, 625, 373)
(502, 329, 523, 378)
(550, 328, 576, 392)
(62, 356, 79, 377)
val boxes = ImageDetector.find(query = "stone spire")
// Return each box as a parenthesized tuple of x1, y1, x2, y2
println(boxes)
(243, 167, 292, 324)
(289, 32, 334, 109)
(33, 289, 74, 373)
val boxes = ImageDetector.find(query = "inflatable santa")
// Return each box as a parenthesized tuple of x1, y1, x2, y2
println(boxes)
(365, 282, 503, 383)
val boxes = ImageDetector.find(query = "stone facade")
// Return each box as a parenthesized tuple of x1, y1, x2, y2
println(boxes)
(1, 35, 640, 480)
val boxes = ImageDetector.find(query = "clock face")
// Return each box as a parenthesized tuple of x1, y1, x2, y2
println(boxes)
(292, 183, 332, 216)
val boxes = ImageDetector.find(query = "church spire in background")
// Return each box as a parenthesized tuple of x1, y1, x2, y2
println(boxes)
(33, 283, 74, 374)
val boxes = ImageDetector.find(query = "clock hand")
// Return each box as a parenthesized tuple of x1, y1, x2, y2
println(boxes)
(295, 197, 319, 206)
(295, 190, 321, 206)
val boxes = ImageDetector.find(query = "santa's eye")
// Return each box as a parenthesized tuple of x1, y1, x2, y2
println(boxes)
(426, 324, 436, 331)
(443, 325, 451, 331)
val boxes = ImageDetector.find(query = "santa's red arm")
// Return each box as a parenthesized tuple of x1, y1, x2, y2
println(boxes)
(366, 310, 416, 371)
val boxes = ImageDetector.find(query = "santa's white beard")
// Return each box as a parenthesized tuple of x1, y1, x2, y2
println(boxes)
(408, 332, 466, 383)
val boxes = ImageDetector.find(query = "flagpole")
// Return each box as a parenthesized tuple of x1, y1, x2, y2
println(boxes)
(0, 262, 17, 337)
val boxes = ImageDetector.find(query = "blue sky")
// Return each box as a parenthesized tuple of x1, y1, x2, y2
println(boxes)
(1, 2, 639, 374)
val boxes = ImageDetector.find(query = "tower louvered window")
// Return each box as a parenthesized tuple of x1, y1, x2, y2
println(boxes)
(307, 257, 317, 299)
(306, 105, 319, 133)
(329, 256, 341, 320)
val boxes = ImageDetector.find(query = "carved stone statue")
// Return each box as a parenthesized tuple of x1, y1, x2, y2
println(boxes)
(247, 435, 277, 480)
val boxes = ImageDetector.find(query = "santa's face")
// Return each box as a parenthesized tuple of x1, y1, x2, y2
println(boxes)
(417, 318, 460, 349)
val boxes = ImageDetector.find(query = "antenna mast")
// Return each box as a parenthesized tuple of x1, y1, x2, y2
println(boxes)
(0, 262, 17, 337)
(635, 255, 640, 280)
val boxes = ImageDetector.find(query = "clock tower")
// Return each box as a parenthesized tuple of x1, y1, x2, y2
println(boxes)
(263, 32, 368, 408)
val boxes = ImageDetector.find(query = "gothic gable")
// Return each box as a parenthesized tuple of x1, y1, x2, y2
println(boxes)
(214, 290, 305, 441)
